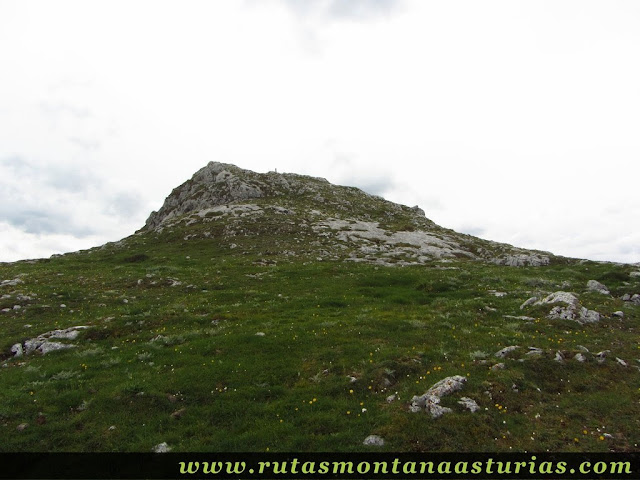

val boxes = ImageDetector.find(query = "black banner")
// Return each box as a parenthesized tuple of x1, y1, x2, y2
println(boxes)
(0, 452, 638, 479)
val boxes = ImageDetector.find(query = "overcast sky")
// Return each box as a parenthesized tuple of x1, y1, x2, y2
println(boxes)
(1, 0, 639, 264)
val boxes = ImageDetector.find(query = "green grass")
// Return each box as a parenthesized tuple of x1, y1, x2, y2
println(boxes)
(1, 203, 639, 453)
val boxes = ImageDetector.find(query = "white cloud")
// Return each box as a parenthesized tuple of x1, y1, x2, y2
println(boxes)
(0, 0, 639, 263)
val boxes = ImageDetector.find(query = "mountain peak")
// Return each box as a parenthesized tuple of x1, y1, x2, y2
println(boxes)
(141, 162, 552, 267)
(143, 162, 328, 231)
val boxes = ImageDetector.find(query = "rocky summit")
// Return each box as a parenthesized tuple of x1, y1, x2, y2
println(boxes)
(1, 162, 639, 453)
(141, 162, 551, 267)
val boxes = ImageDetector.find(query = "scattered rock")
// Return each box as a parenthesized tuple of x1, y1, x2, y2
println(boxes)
(410, 375, 467, 418)
(495, 346, 519, 358)
(108, 425, 116, 431)
(423, 375, 467, 398)
(574, 353, 587, 363)
(491, 363, 506, 371)
(170, 408, 186, 419)
(576, 345, 589, 353)
(554, 351, 565, 363)
(38, 342, 74, 355)
(596, 350, 610, 364)
(587, 280, 610, 295)
(612, 311, 625, 319)
(255, 332, 266, 337)
(494, 253, 550, 267)
(534, 292, 600, 324)
(16, 423, 28, 431)
(630, 272, 640, 278)
(526, 347, 543, 356)
(520, 297, 538, 309)
(616, 357, 628, 367)
(386, 394, 397, 403)
(363, 435, 385, 447)
(11, 326, 91, 356)
(153, 442, 171, 453)
(423, 395, 452, 418)
(1, 277, 24, 287)
(503, 315, 535, 322)
(458, 397, 480, 413)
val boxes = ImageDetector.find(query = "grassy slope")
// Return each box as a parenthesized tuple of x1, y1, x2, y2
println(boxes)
(1, 205, 639, 453)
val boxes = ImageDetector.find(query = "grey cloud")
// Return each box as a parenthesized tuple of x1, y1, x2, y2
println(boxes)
(0, 156, 102, 237)
(344, 176, 394, 197)
(326, 0, 400, 20)
(68, 136, 101, 151)
(105, 191, 144, 217)
(1, 156, 100, 193)
(39, 101, 92, 119)
(0, 205, 95, 237)
(280, 0, 402, 20)
(459, 226, 486, 238)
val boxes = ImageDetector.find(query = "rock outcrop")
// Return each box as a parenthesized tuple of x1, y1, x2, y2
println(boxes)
(140, 162, 554, 267)
(410, 375, 468, 418)
(11, 326, 91, 356)
(534, 292, 600, 324)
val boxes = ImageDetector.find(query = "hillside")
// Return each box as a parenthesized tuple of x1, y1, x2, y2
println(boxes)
(1, 162, 639, 452)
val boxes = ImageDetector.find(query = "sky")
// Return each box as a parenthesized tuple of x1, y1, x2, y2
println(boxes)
(1, 0, 639, 264)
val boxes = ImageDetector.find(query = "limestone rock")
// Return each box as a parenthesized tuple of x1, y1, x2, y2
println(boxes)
(363, 435, 385, 447)
(596, 350, 610, 364)
(423, 395, 452, 418)
(424, 375, 467, 398)
(493, 253, 550, 267)
(534, 292, 600, 324)
(574, 353, 587, 362)
(616, 357, 628, 367)
(537, 291, 579, 306)
(587, 280, 610, 295)
(410, 375, 467, 418)
(520, 297, 538, 309)
(153, 442, 171, 453)
(458, 397, 480, 413)
(13, 326, 90, 356)
(495, 346, 519, 358)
